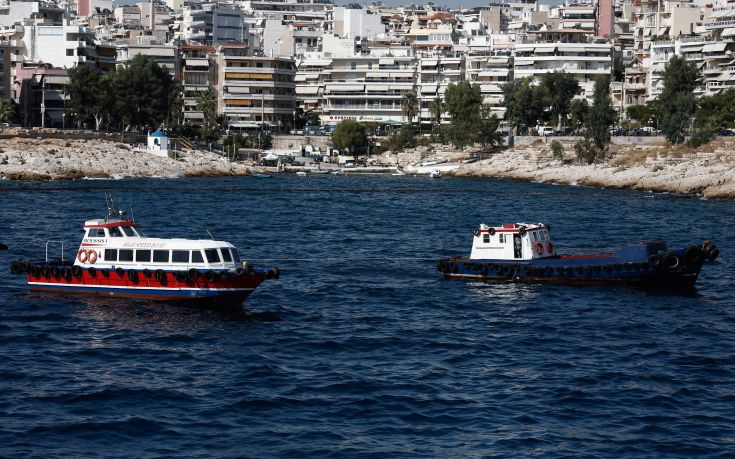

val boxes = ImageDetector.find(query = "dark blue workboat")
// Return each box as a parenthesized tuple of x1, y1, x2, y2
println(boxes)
(437, 223, 719, 286)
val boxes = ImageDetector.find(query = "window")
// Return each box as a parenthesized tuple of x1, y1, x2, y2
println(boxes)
(172, 250, 189, 263)
(368, 62, 373, 69)
(66, 49, 74, 56)
(153, 250, 170, 263)
(499, 234, 505, 243)
(108, 227, 122, 237)
(221, 248, 232, 262)
(230, 249, 241, 263)
(205, 249, 221, 263)
(105, 249, 118, 261)
(533, 231, 539, 241)
(121, 227, 136, 237)
(350, 61, 356, 69)
(192, 251, 204, 263)
(118, 249, 134, 262)
(483, 234, 490, 243)
(136, 250, 151, 262)
(87, 228, 105, 237)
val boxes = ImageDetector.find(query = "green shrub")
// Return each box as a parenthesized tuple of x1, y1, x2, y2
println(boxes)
(550, 140, 564, 160)
(574, 138, 606, 164)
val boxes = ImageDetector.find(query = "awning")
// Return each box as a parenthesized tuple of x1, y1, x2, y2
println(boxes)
(535, 47, 556, 53)
(645, 28, 653, 37)
(420, 84, 437, 93)
(365, 84, 386, 91)
(483, 96, 502, 104)
(557, 45, 583, 52)
(480, 84, 501, 92)
(703, 43, 727, 53)
(186, 58, 209, 67)
(389, 84, 409, 90)
(657, 26, 669, 35)
(328, 85, 364, 91)
(421, 59, 438, 66)
(294, 74, 308, 81)
(366, 72, 388, 78)
(44, 75, 69, 84)
(379, 57, 395, 65)
(296, 86, 319, 95)
(680, 44, 703, 52)
(722, 27, 735, 37)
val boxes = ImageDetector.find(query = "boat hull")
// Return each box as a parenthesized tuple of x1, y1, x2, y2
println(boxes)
(24, 267, 271, 303)
(437, 246, 706, 287)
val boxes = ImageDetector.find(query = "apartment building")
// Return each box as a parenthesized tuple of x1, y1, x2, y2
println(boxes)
(514, 29, 612, 101)
(466, 52, 513, 118)
(180, 5, 246, 46)
(214, 46, 296, 129)
(13, 63, 69, 127)
(417, 55, 462, 125)
(295, 57, 330, 113)
(178, 45, 215, 124)
(320, 55, 416, 125)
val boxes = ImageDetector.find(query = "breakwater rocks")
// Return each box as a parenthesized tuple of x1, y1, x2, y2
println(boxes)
(449, 138, 735, 200)
(0, 135, 250, 180)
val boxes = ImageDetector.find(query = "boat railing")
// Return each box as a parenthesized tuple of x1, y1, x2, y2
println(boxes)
(45, 240, 65, 264)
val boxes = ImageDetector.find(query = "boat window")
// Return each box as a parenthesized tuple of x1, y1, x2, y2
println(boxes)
(105, 249, 118, 262)
(87, 228, 105, 238)
(153, 250, 170, 263)
(205, 249, 221, 263)
(192, 251, 204, 263)
(221, 248, 233, 262)
(230, 249, 241, 263)
(119, 249, 134, 262)
(134, 228, 145, 237)
(532, 231, 539, 241)
(483, 234, 490, 243)
(539, 231, 547, 241)
(121, 227, 136, 237)
(108, 227, 123, 237)
(172, 250, 189, 263)
(136, 250, 151, 262)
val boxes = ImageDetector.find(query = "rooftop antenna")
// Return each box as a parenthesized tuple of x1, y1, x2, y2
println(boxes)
(206, 230, 214, 240)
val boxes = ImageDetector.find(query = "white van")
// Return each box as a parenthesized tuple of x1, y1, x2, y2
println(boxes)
(537, 126, 554, 136)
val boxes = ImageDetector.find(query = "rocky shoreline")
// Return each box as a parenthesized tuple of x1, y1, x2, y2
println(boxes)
(1, 132, 734, 200)
(0, 136, 251, 180)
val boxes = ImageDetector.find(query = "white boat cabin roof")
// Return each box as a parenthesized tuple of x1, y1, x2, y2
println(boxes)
(470, 222, 555, 261)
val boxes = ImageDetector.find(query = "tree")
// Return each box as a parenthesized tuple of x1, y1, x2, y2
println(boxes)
(586, 75, 616, 152)
(112, 54, 174, 133)
(0, 100, 15, 123)
(475, 105, 504, 150)
(540, 71, 579, 130)
(695, 89, 735, 132)
(569, 99, 589, 133)
(626, 104, 652, 126)
(656, 56, 701, 144)
(332, 119, 368, 154)
(444, 81, 485, 148)
(196, 88, 216, 130)
(502, 77, 545, 134)
(65, 65, 111, 130)
(305, 109, 321, 128)
(430, 96, 444, 125)
(576, 75, 615, 164)
(401, 92, 419, 125)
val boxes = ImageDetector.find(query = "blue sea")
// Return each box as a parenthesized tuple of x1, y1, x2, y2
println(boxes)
(1, 175, 733, 458)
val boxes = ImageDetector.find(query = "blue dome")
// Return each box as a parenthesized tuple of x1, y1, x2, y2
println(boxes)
(150, 130, 167, 137)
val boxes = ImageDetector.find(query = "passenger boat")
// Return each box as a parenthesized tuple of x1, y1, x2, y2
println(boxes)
(9, 200, 279, 303)
(437, 223, 719, 286)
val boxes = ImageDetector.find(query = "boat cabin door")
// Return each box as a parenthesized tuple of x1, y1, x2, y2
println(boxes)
(513, 234, 522, 258)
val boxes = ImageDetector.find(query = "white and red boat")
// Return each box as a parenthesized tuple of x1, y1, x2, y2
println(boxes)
(10, 200, 279, 304)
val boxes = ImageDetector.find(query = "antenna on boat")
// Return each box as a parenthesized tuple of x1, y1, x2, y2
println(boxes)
(206, 230, 214, 240)
(129, 206, 135, 223)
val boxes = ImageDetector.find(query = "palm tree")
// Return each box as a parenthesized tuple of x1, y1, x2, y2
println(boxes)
(430, 96, 444, 126)
(196, 89, 216, 129)
(0, 100, 15, 124)
(401, 92, 419, 125)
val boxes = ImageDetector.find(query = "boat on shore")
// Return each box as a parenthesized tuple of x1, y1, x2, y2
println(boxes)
(9, 199, 279, 304)
(429, 170, 441, 178)
(437, 223, 719, 286)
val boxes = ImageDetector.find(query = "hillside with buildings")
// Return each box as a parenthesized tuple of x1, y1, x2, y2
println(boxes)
(0, 0, 733, 130)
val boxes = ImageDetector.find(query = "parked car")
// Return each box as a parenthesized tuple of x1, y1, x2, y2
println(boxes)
(537, 126, 554, 136)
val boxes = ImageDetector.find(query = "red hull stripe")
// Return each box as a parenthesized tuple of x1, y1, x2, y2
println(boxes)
(559, 254, 615, 259)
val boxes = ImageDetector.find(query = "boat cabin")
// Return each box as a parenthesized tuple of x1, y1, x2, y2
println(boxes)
(76, 214, 242, 271)
(469, 223, 554, 261)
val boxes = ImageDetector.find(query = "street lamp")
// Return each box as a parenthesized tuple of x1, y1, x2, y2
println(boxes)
(61, 113, 65, 129)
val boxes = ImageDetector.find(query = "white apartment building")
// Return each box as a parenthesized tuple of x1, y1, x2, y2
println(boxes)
(295, 57, 330, 113)
(180, 5, 246, 46)
(179, 45, 214, 124)
(238, 0, 332, 22)
(417, 55, 462, 125)
(263, 19, 323, 57)
(320, 55, 416, 125)
(466, 52, 514, 119)
(331, 7, 384, 39)
(214, 47, 296, 129)
(514, 29, 612, 101)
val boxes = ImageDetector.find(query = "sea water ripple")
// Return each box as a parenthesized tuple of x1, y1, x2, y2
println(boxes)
(0, 175, 734, 458)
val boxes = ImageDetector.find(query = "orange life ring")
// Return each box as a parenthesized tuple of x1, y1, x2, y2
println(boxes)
(87, 250, 98, 264)
(546, 242, 553, 253)
(77, 249, 88, 263)
(534, 242, 544, 255)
